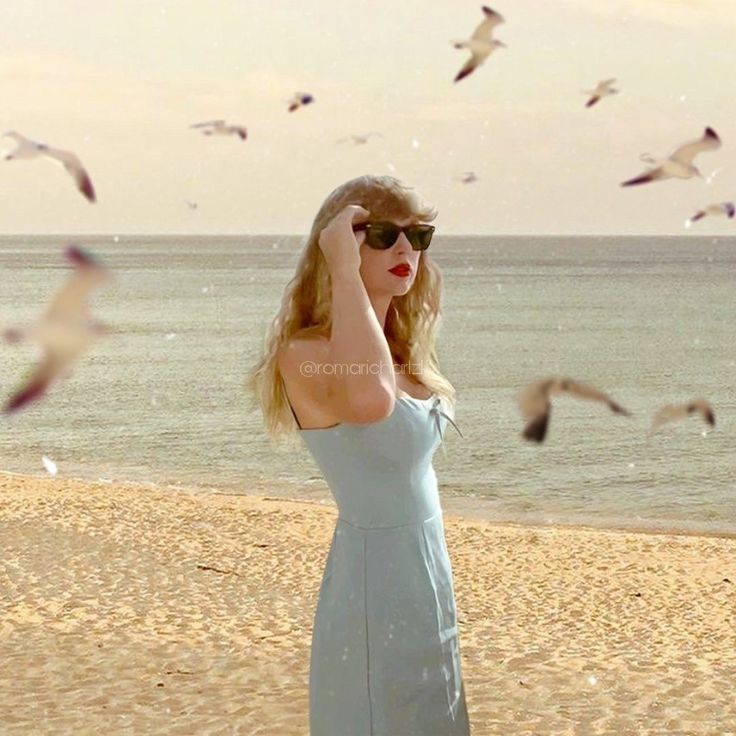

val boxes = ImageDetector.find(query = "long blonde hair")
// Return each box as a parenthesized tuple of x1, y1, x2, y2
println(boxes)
(245, 174, 457, 443)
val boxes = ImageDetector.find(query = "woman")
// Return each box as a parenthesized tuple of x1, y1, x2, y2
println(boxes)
(248, 174, 470, 735)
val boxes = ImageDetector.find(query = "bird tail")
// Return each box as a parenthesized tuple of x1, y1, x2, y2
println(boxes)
(689, 211, 706, 222)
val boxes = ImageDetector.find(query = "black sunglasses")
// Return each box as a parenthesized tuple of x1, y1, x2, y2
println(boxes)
(352, 220, 435, 251)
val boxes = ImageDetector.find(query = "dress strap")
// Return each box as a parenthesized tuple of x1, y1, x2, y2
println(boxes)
(280, 374, 303, 430)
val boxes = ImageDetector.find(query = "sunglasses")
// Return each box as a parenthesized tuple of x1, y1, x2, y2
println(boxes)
(352, 220, 435, 251)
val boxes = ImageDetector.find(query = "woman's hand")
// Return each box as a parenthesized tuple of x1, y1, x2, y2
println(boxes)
(318, 204, 370, 275)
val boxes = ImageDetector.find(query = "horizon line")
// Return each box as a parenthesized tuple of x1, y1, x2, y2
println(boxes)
(0, 232, 733, 239)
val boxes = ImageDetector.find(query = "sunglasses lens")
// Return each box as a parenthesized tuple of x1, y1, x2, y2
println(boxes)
(366, 223, 400, 249)
(408, 226, 434, 250)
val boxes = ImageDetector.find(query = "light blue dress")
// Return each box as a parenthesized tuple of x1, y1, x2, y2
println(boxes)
(285, 385, 471, 736)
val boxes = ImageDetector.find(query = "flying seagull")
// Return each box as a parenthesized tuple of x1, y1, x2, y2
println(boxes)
(287, 93, 314, 112)
(336, 132, 383, 145)
(2, 131, 96, 203)
(621, 127, 722, 187)
(458, 171, 478, 184)
(2, 245, 113, 415)
(687, 201, 734, 225)
(190, 120, 247, 140)
(582, 78, 618, 108)
(452, 5, 506, 83)
(518, 377, 632, 444)
(651, 398, 715, 430)
(185, 199, 199, 210)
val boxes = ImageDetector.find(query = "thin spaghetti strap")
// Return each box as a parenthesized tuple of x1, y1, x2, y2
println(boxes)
(280, 374, 303, 430)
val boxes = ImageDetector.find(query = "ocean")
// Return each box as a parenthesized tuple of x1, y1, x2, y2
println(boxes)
(0, 234, 734, 536)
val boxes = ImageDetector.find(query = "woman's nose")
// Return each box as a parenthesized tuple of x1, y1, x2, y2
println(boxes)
(393, 232, 411, 254)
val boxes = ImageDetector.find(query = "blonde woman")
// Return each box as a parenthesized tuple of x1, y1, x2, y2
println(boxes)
(248, 175, 470, 735)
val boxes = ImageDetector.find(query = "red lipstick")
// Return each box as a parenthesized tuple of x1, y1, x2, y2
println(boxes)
(389, 263, 411, 277)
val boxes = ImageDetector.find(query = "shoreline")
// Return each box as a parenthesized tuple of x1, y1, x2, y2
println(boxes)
(2, 469, 735, 542)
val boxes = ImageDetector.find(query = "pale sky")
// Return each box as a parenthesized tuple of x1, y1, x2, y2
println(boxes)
(0, 0, 734, 235)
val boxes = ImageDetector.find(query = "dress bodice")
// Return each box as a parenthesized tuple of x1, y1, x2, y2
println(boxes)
(286, 388, 463, 528)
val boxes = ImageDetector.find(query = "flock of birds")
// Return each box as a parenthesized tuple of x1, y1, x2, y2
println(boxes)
(449, 5, 734, 226)
(517, 378, 715, 445)
(0, 5, 727, 450)
(1, 5, 732, 225)
(0, 92, 315, 208)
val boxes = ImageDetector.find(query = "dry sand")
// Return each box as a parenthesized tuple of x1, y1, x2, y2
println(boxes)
(1, 473, 735, 735)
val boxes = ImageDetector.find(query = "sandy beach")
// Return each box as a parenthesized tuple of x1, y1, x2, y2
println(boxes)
(1, 473, 734, 735)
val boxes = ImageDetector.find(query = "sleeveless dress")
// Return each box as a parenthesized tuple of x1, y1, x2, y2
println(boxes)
(283, 382, 471, 736)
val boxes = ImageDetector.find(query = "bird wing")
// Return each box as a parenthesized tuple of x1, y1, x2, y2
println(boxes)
(670, 128, 721, 165)
(471, 6, 505, 41)
(2, 353, 64, 415)
(190, 120, 225, 128)
(651, 403, 688, 428)
(600, 78, 617, 87)
(561, 379, 630, 414)
(691, 398, 715, 426)
(454, 55, 482, 83)
(517, 380, 553, 443)
(43, 146, 96, 202)
(517, 380, 553, 421)
(621, 167, 666, 186)
(43, 260, 108, 322)
(586, 96, 600, 108)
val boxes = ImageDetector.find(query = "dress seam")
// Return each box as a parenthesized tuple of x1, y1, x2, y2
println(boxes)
(420, 523, 455, 731)
(364, 534, 374, 735)
(338, 510, 441, 532)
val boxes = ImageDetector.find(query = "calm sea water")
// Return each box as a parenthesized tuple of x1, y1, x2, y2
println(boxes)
(0, 234, 734, 536)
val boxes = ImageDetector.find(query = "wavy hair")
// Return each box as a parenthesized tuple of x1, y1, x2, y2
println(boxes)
(245, 174, 457, 443)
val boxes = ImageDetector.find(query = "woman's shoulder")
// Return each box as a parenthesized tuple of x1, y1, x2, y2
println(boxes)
(279, 333, 328, 360)
(277, 334, 331, 384)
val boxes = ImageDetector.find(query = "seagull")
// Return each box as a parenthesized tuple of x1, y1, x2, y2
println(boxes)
(2, 131, 96, 203)
(687, 201, 734, 224)
(452, 5, 506, 83)
(582, 78, 619, 108)
(185, 199, 199, 210)
(287, 92, 314, 112)
(651, 398, 715, 430)
(2, 245, 113, 415)
(336, 132, 383, 145)
(190, 120, 247, 140)
(621, 127, 722, 187)
(518, 377, 632, 444)
(458, 171, 478, 184)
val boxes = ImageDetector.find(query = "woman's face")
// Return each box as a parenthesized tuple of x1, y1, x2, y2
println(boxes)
(357, 216, 424, 296)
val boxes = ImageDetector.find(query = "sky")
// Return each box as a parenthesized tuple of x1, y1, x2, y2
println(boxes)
(0, 0, 734, 236)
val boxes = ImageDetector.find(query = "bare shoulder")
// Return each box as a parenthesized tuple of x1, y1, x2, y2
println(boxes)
(277, 336, 330, 381)
(277, 336, 336, 428)
(277, 335, 392, 428)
